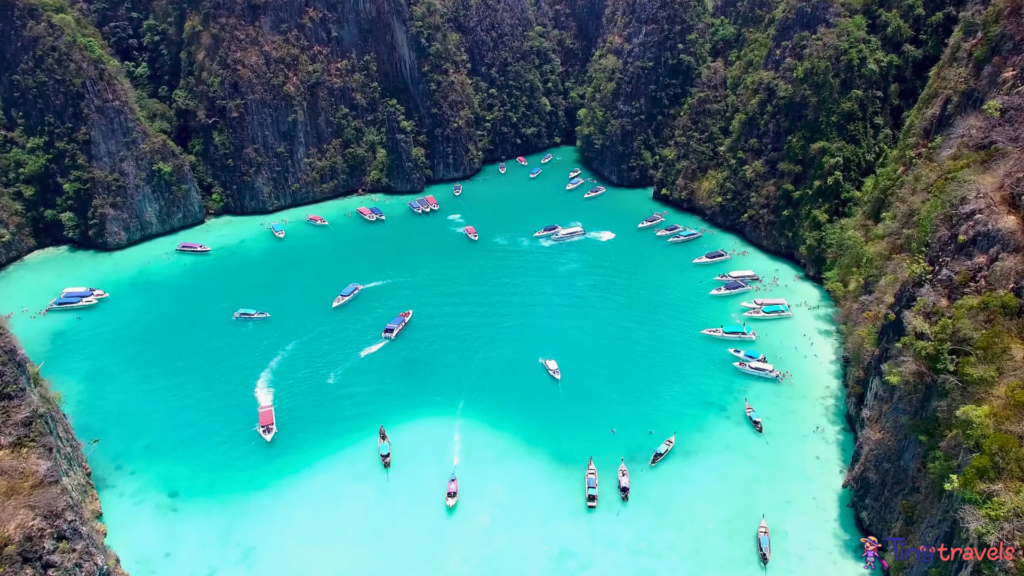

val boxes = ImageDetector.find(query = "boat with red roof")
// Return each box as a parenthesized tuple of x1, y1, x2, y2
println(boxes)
(464, 226, 479, 241)
(426, 195, 439, 210)
(516, 156, 528, 166)
(258, 405, 276, 442)
(382, 310, 413, 340)
(356, 207, 376, 222)
(306, 214, 329, 226)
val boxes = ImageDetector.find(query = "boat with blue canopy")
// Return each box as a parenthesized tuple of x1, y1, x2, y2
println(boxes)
(728, 349, 766, 362)
(541, 153, 553, 164)
(709, 280, 752, 296)
(743, 304, 794, 319)
(700, 324, 757, 340)
(533, 224, 562, 237)
(369, 207, 385, 220)
(637, 213, 665, 228)
(693, 249, 731, 264)
(46, 296, 99, 311)
(378, 425, 391, 468)
(382, 310, 413, 339)
(566, 177, 584, 190)
(332, 283, 363, 308)
(569, 168, 581, 179)
(667, 229, 703, 243)
(408, 201, 422, 214)
(655, 224, 684, 236)
(585, 457, 598, 508)
(234, 308, 270, 320)
(61, 287, 108, 299)
(416, 198, 431, 212)
(746, 399, 763, 433)
(270, 223, 285, 238)
(551, 226, 586, 241)
(530, 168, 542, 179)
(454, 183, 463, 196)
(583, 186, 606, 199)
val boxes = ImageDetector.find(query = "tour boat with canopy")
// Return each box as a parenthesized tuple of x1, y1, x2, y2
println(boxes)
(667, 229, 703, 243)
(516, 156, 528, 166)
(306, 214, 328, 226)
(426, 195, 439, 210)
(258, 405, 276, 442)
(713, 270, 760, 282)
(745, 399, 763, 433)
(655, 224, 684, 236)
(382, 310, 413, 339)
(541, 153, 553, 164)
(369, 207, 385, 220)
(378, 425, 391, 468)
(637, 213, 665, 228)
(700, 324, 757, 340)
(61, 287, 108, 299)
(618, 458, 630, 502)
(743, 304, 794, 319)
(585, 457, 598, 508)
(569, 168, 581, 179)
(650, 432, 676, 466)
(332, 283, 363, 307)
(728, 349, 766, 362)
(533, 224, 562, 237)
(454, 183, 462, 196)
(408, 201, 423, 214)
(357, 207, 376, 221)
(693, 250, 731, 264)
(499, 162, 506, 174)
(464, 226, 479, 241)
(758, 516, 771, 565)
(583, 186, 606, 199)
(540, 358, 560, 380)
(530, 168, 542, 179)
(46, 296, 98, 311)
(270, 223, 285, 238)
(234, 308, 270, 320)
(740, 298, 789, 309)
(176, 242, 211, 253)
(446, 472, 459, 509)
(416, 198, 431, 212)
(566, 177, 584, 190)
(709, 281, 753, 296)
(733, 361, 782, 379)
(551, 226, 586, 241)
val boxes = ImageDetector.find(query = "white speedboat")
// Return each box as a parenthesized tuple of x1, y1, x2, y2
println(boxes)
(550, 226, 586, 241)
(743, 304, 794, 319)
(258, 405, 276, 442)
(583, 186, 606, 199)
(541, 153, 553, 164)
(176, 242, 211, 253)
(530, 168, 542, 179)
(655, 224, 684, 236)
(454, 183, 463, 196)
(357, 207, 377, 221)
(61, 287, 108, 299)
(667, 229, 703, 243)
(728, 349, 766, 362)
(533, 224, 562, 237)
(733, 361, 782, 379)
(740, 298, 789, 309)
(566, 178, 584, 191)
(382, 310, 413, 339)
(713, 270, 760, 282)
(234, 308, 270, 320)
(46, 296, 99, 311)
(709, 281, 752, 296)
(700, 325, 757, 340)
(540, 358, 560, 380)
(569, 168, 581, 179)
(270, 223, 285, 238)
(693, 250, 731, 264)
(332, 283, 363, 307)
(637, 214, 665, 228)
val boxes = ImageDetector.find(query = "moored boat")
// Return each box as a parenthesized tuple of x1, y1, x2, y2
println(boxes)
(332, 283, 363, 307)
(270, 223, 285, 238)
(637, 213, 665, 228)
(416, 198, 431, 212)
(757, 516, 771, 565)
(566, 177, 584, 190)
(583, 186, 606, 199)
(426, 195, 440, 210)
(745, 399, 763, 433)
(446, 472, 459, 509)
(541, 153, 553, 164)
(530, 168, 542, 179)
(378, 425, 391, 468)
(357, 207, 376, 221)
(550, 226, 586, 241)
(453, 183, 463, 196)
(585, 457, 598, 508)
(569, 168, 581, 179)
(700, 324, 756, 340)
(709, 280, 753, 296)
(740, 298, 789, 309)
(409, 201, 423, 214)
(234, 308, 271, 320)
(533, 224, 562, 237)
(499, 162, 506, 174)
(728, 349, 766, 362)
(516, 156, 528, 166)
(693, 250, 731, 264)
(650, 432, 676, 466)
(464, 226, 479, 241)
(713, 270, 760, 282)
(733, 361, 782, 379)
(743, 304, 794, 319)
(176, 242, 211, 253)
(369, 207, 385, 221)
(667, 229, 703, 243)
(61, 287, 108, 299)
(540, 358, 560, 380)
(306, 214, 329, 226)
(655, 224, 684, 236)
(382, 310, 413, 339)
(618, 458, 630, 502)
(258, 405, 276, 442)
(46, 296, 99, 311)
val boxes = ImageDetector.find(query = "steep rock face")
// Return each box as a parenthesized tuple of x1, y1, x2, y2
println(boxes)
(0, 323, 126, 575)
(0, 0, 203, 265)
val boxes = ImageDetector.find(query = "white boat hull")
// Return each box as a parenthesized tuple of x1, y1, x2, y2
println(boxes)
(467, 234, 479, 241)
(637, 220, 663, 229)
(655, 228, 682, 237)
(709, 286, 753, 296)
(307, 220, 329, 226)
(583, 191, 605, 198)
(62, 288, 108, 298)
(533, 229, 560, 237)
(430, 204, 439, 210)
(272, 231, 285, 238)
(177, 247, 211, 253)
(700, 329, 757, 341)
(668, 234, 702, 243)
(740, 299, 789, 309)
(358, 213, 376, 222)
(743, 310, 794, 319)
(47, 298, 99, 311)
(259, 429, 276, 442)
(733, 362, 781, 379)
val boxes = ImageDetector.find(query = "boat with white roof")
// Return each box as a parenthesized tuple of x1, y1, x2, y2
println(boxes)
(550, 226, 586, 241)
(709, 281, 753, 296)
(713, 270, 760, 282)
(540, 358, 560, 380)
(692, 250, 731, 264)
(740, 298, 789, 309)
(733, 361, 782, 379)
(743, 304, 794, 319)
(61, 287, 108, 299)
(234, 309, 270, 320)
(700, 324, 757, 340)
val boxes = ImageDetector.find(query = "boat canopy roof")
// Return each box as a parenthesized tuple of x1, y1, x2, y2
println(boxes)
(408, 201, 418, 206)
(588, 186, 605, 193)
(308, 215, 324, 220)
(357, 207, 372, 215)
(258, 406, 275, 426)
(449, 472, 457, 481)
(759, 535, 770, 549)
(417, 198, 429, 204)
(379, 442, 390, 455)
(680, 229, 699, 236)
(705, 250, 727, 258)
(750, 362, 776, 371)
(644, 215, 663, 223)
(517, 156, 526, 161)
(656, 444, 668, 454)
(755, 298, 788, 306)
(425, 195, 437, 202)
(730, 270, 756, 277)
(531, 168, 541, 174)
(569, 178, 583, 184)
(544, 359, 558, 369)
(465, 226, 477, 234)
(542, 225, 559, 231)
(748, 410, 760, 420)
(61, 290, 92, 298)
(238, 308, 258, 314)
(178, 242, 204, 248)
(271, 223, 284, 232)
(542, 154, 553, 159)
(557, 226, 585, 234)
(454, 183, 462, 189)
(587, 477, 597, 488)
(724, 325, 750, 334)
(723, 281, 747, 290)
(762, 305, 789, 313)
(340, 284, 360, 297)
(369, 207, 384, 215)
(387, 317, 406, 328)
(54, 297, 83, 305)
(743, 350, 762, 359)
(664, 224, 681, 230)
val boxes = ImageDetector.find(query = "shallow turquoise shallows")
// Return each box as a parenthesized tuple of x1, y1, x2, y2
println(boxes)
(0, 147, 861, 575)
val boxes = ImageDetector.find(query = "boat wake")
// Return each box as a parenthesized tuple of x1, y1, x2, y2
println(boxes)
(447, 214, 464, 223)
(453, 401, 464, 466)
(588, 231, 616, 242)
(255, 341, 297, 407)
(492, 234, 510, 245)
(360, 340, 388, 358)
(363, 280, 390, 289)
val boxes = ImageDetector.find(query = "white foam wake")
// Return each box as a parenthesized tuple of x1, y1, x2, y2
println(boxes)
(453, 401, 464, 466)
(447, 214, 464, 223)
(255, 341, 296, 407)
(588, 231, 616, 242)
(363, 280, 389, 289)
(360, 340, 388, 358)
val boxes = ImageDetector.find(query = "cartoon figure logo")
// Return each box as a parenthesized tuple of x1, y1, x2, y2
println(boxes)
(861, 536, 883, 570)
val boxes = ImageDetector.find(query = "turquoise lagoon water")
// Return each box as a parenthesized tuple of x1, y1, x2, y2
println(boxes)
(0, 147, 861, 575)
